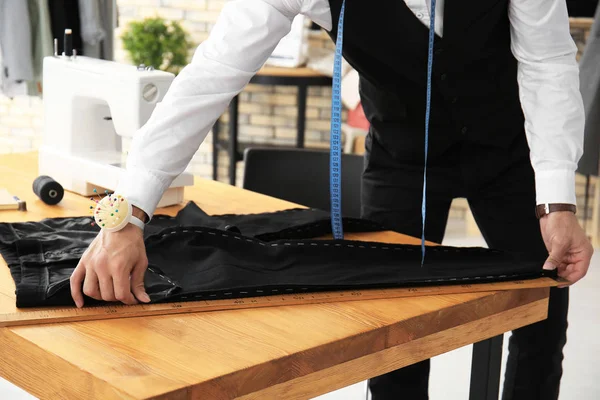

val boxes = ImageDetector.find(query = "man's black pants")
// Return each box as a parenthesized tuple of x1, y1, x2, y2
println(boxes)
(362, 132, 569, 400)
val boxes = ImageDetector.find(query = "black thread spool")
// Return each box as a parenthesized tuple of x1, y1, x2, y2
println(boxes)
(33, 176, 64, 205)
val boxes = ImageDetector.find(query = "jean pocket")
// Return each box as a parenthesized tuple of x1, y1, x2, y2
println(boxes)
(43, 263, 182, 304)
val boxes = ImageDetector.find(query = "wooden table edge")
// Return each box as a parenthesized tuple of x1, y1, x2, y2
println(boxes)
(199, 287, 550, 399)
(55, 287, 546, 400)
(0, 327, 138, 400)
(236, 292, 549, 400)
(0, 288, 548, 400)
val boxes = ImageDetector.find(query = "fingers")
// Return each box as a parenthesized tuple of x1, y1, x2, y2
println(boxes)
(557, 246, 593, 287)
(97, 270, 116, 302)
(543, 239, 570, 271)
(131, 257, 151, 303)
(84, 267, 118, 302)
(77, 259, 149, 306)
(70, 263, 86, 308)
(113, 268, 138, 305)
(558, 264, 580, 288)
(83, 268, 102, 301)
(556, 262, 569, 277)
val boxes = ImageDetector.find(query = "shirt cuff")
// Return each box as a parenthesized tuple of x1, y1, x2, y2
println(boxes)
(114, 167, 170, 220)
(534, 169, 577, 205)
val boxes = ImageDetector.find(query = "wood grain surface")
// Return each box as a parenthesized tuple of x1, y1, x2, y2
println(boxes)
(0, 276, 557, 328)
(0, 152, 550, 400)
(257, 66, 327, 78)
(569, 17, 594, 29)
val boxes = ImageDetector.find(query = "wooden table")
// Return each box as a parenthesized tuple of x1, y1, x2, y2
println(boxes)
(212, 66, 332, 185)
(0, 152, 549, 400)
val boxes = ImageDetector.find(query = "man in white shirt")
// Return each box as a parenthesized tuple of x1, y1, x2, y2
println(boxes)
(70, 0, 593, 398)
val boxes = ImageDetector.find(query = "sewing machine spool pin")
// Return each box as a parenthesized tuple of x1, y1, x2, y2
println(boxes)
(62, 29, 72, 58)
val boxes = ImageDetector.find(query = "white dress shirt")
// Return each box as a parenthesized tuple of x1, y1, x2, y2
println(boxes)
(115, 0, 584, 220)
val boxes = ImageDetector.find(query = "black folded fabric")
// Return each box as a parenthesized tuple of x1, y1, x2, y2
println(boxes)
(0, 202, 550, 308)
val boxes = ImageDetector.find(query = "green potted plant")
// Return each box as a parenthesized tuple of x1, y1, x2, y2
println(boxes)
(121, 17, 193, 74)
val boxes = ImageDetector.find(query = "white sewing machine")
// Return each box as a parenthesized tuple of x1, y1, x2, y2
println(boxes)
(39, 54, 194, 208)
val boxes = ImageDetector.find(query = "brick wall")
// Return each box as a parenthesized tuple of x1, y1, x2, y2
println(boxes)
(0, 0, 338, 185)
(0, 4, 594, 187)
(0, 96, 43, 155)
(116, 0, 340, 185)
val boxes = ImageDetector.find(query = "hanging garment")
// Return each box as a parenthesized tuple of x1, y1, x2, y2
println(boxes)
(99, 0, 116, 60)
(0, 0, 34, 98)
(26, 0, 54, 96)
(0, 202, 550, 308)
(47, 0, 84, 56)
(577, 4, 600, 176)
(78, 0, 106, 59)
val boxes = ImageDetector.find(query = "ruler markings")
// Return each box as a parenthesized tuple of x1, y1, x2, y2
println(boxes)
(0, 278, 558, 328)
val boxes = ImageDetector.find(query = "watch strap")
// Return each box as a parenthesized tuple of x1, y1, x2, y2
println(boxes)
(535, 203, 576, 219)
(129, 215, 145, 231)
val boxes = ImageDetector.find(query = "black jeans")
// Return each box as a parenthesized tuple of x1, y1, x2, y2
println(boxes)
(362, 132, 569, 400)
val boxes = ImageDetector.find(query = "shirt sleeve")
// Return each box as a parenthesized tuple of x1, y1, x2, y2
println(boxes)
(114, 0, 332, 219)
(508, 0, 585, 206)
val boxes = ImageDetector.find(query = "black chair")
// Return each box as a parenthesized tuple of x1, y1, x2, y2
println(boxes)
(242, 148, 365, 218)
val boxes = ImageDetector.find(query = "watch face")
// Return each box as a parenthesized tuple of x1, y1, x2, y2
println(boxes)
(93, 194, 131, 232)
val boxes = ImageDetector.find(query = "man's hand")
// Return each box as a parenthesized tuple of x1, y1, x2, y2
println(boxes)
(70, 223, 151, 308)
(540, 211, 593, 287)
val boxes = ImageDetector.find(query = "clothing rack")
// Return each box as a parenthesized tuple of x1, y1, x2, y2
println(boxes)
(0, 0, 117, 98)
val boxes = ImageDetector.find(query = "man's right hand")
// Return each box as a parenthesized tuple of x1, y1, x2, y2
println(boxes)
(70, 223, 151, 308)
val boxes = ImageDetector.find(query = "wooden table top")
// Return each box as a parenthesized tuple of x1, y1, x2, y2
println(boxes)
(0, 152, 549, 400)
(257, 65, 328, 78)
(569, 17, 595, 30)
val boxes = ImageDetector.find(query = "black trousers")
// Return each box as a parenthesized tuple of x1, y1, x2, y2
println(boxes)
(362, 132, 569, 400)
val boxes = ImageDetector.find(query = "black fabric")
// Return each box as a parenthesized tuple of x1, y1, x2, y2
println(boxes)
(47, 0, 84, 56)
(326, 0, 524, 164)
(566, 0, 599, 17)
(361, 127, 567, 400)
(0, 202, 550, 308)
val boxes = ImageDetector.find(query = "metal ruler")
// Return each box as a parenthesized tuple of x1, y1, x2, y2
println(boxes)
(0, 278, 557, 328)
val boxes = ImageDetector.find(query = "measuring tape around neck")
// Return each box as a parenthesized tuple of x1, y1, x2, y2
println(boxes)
(329, 0, 436, 264)
(421, 0, 437, 264)
(329, 0, 346, 240)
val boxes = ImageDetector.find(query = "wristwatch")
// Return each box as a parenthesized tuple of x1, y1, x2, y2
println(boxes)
(535, 203, 577, 219)
(93, 194, 147, 232)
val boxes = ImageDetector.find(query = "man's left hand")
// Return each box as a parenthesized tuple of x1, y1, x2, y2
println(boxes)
(540, 211, 593, 287)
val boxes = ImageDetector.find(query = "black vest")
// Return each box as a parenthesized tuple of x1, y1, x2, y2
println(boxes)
(326, 0, 526, 162)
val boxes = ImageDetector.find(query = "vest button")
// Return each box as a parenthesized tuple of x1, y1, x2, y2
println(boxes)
(440, 73, 447, 80)
(435, 49, 443, 56)
(451, 97, 458, 104)
(461, 126, 468, 134)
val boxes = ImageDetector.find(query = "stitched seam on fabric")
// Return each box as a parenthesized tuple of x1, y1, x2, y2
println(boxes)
(43, 265, 50, 300)
(154, 228, 496, 253)
(138, 273, 523, 300)
(147, 266, 178, 286)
